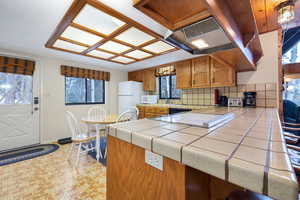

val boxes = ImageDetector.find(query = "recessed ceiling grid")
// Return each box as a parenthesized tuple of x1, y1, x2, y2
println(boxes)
(45, 0, 178, 65)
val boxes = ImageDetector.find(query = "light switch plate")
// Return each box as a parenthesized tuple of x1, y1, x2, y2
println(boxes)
(145, 150, 163, 171)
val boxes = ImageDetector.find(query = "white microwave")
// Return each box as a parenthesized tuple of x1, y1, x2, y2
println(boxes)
(141, 95, 158, 104)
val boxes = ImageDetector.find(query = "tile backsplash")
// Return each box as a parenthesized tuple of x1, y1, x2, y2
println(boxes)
(147, 83, 277, 108)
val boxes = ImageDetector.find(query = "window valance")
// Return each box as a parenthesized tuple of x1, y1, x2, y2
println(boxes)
(60, 65, 110, 81)
(0, 56, 35, 75)
(155, 65, 175, 77)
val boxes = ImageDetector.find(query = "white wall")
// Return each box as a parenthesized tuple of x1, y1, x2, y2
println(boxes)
(237, 31, 279, 84)
(0, 48, 127, 143)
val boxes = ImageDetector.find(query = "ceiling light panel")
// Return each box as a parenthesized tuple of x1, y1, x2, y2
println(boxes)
(125, 50, 152, 59)
(53, 40, 87, 52)
(73, 4, 126, 35)
(61, 26, 103, 46)
(143, 41, 175, 53)
(99, 41, 131, 53)
(115, 27, 155, 46)
(88, 50, 114, 59)
(112, 56, 135, 63)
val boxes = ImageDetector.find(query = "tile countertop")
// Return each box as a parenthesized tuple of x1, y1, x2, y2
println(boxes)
(137, 103, 213, 110)
(108, 108, 298, 200)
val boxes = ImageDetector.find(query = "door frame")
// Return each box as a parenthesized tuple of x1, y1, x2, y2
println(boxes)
(0, 52, 41, 147)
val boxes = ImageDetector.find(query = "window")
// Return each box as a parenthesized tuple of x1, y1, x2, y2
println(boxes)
(159, 75, 181, 99)
(0, 72, 32, 104)
(284, 79, 300, 105)
(65, 77, 105, 105)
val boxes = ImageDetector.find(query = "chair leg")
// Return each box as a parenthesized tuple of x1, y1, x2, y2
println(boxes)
(68, 143, 74, 162)
(76, 142, 82, 167)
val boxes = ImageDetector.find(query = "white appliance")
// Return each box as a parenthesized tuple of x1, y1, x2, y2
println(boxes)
(118, 81, 144, 114)
(228, 98, 243, 107)
(141, 95, 158, 104)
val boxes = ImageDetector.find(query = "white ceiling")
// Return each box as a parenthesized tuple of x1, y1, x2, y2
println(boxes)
(0, 0, 198, 71)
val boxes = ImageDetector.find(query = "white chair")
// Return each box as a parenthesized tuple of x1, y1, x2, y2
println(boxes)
(117, 107, 139, 122)
(87, 106, 106, 121)
(66, 111, 97, 166)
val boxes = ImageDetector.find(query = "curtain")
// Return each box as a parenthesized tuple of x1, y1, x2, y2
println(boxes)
(0, 56, 35, 75)
(60, 65, 110, 81)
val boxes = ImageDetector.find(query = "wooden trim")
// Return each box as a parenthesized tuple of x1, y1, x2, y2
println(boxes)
(45, 0, 87, 47)
(45, 0, 178, 65)
(81, 24, 131, 55)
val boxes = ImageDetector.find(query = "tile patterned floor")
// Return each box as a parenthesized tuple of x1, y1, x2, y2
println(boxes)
(0, 143, 106, 200)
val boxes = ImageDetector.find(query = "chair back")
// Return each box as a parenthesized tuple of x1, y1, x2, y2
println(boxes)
(117, 108, 138, 123)
(65, 111, 80, 138)
(88, 106, 106, 121)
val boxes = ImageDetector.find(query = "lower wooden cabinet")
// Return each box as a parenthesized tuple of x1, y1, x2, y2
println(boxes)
(138, 106, 169, 119)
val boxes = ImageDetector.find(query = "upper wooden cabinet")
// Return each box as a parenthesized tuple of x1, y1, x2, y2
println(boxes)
(133, 0, 210, 30)
(143, 69, 156, 91)
(192, 56, 211, 88)
(128, 71, 143, 82)
(133, 0, 263, 72)
(210, 58, 236, 87)
(176, 60, 192, 89)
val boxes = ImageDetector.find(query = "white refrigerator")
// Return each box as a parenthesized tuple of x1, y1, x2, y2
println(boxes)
(118, 81, 144, 114)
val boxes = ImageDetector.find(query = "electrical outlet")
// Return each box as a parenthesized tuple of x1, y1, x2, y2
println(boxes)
(145, 150, 163, 171)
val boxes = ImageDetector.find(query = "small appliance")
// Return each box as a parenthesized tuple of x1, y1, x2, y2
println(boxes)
(244, 92, 257, 107)
(228, 98, 243, 107)
(219, 96, 228, 107)
(141, 95, 158, 104)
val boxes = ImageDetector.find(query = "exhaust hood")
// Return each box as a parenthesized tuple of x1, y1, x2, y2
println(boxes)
(164, 17, 235, 54)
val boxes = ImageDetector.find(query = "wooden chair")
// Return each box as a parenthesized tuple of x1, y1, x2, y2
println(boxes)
(66, 111, 97, 166)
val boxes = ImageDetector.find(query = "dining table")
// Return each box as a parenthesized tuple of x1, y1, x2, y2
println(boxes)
(81, 114, 121, 161)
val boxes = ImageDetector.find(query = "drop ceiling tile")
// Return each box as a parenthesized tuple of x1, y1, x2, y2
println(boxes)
(125, 50, 151, 59)
(61, 26, 102, 46)
(87, 50, 114, 59)
(99, 41, 131, 53)
(111, 56, 134, 64)
(53, 40, 87, 53)
(115, 27, 155, 46)
(142, 41, 175, 53)
(73, 4, 125, 35)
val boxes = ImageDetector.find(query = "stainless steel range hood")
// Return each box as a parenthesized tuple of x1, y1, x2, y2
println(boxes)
(164, 17, 235, 54)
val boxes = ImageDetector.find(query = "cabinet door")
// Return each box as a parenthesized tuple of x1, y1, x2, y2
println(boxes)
(128, 70, 143, 82)
(192, 56, 210, 88)
(143, 69, 156, 91)
(176, 60, 192, 89)
(210, 58, 236, 87)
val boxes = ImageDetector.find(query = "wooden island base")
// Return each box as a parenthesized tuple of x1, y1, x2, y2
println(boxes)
(107, 136, 244, 200)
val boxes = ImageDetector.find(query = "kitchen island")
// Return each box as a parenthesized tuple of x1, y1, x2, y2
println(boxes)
(107, 107, 298, 200)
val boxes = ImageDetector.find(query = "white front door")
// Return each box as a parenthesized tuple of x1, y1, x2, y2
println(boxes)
(0, 72, 39, 151)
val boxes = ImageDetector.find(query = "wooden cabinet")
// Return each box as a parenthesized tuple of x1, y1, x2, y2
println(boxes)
(137, 106, 169, 119)
(192, 56, 211, 88)
(128, 70, 143, 82)
(143, 69, 156, 91)
(176, 60, 192, 89)
(210, 58, 236, 87)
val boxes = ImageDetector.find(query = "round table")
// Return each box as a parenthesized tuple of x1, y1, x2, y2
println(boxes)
(82, 114, 120, 161)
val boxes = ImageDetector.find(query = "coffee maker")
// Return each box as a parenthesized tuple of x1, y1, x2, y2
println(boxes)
(243, 92, 256, 107)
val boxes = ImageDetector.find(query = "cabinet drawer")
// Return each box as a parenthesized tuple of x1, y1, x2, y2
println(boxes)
(145, 106, 156, 113)
(144, 113, 157, 118)
(137, 106, 145, 113)
(156, 107, 169, 114)
(138, 112, 145, 119)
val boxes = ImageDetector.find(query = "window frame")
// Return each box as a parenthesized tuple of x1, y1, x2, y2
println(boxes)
(159, 75, 181, 99)
(65, 76, 105, 105)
